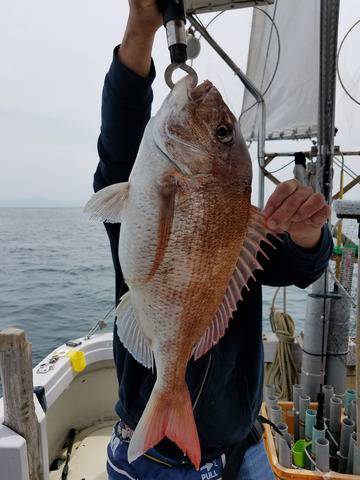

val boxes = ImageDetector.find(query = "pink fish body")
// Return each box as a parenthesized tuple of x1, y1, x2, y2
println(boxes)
(85, 78, 276, 469)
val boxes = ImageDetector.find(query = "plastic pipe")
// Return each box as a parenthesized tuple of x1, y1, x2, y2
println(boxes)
(266, 395, 279, 415)
(326, 290, 352, 395)
(339, 418, 355, 456)
(347, 432, 357, 474)
(293, 384, 303, 412)
(270, 405, 282, 426)
(315, 437, 330, 472)
(312, 425, 325, 455)
(275, 422, 288, 453)
(264, 384, 276, 401)
(354, 444, 360, 475)
(301, 276, 331, 400)
(349, 399, 356, 424)
(278, 433, 292, 468)
(322, 384, 334, 419)
(329, 396, 342, 433)
(299, 394, 310, 438)
(305, 409, 316, 441)
(344, 389, 357, 416)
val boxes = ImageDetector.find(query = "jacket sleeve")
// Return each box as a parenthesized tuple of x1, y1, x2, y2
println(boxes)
(93, 46, 156, 192)
(256, 225, 333, 288)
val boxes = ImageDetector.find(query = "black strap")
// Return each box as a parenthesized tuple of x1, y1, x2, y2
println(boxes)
(222, 436, 253, 480)
(222, 418, 265, 480)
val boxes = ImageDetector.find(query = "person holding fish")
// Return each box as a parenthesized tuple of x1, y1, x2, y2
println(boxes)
(86, 1, 333, 478)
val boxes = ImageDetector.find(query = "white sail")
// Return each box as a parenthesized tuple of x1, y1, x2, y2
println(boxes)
(240, 0, 321, 141)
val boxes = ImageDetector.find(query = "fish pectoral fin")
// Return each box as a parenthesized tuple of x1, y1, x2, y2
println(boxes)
(84, 182, 129, 223)
(146, 172, 188, 281)
(116, 292, 153, 369)
(192, 207, 279, 361)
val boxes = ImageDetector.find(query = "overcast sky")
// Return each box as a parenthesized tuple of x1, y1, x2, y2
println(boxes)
(0, 0, 359, 206)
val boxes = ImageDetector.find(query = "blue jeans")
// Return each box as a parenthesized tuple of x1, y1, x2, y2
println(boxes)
(107, 423, 274, 480)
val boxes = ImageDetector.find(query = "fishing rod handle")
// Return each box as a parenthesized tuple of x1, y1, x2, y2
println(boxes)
(163, 0, 187, 64)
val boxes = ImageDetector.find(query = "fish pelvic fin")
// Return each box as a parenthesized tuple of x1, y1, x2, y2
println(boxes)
(128, 385, 201, 470)
(84, 182, 129, 223)
(192, 206, 281, 360)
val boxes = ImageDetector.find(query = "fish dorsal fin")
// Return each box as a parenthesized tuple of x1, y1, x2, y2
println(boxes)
(192, 207, 279, 361)
(116, 292, 153, 369)
(84, 182, 129, 223)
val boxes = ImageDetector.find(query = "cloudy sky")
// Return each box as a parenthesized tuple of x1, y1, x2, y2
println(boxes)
(0, 0, 359, 206)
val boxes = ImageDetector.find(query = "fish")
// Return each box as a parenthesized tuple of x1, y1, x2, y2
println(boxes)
(84, 77, 277, 470)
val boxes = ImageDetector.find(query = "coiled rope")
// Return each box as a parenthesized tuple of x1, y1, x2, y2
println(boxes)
(265, 287, 299, 400)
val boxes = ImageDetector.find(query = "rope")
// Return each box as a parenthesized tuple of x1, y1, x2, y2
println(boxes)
(265, 287, 299, 400)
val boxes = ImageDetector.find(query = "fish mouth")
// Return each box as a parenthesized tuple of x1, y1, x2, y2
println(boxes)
(189, 80, 216, 103)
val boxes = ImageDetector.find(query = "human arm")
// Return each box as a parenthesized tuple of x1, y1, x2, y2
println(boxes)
(257, 180, 333, 287)
(93, 0, 162, 191)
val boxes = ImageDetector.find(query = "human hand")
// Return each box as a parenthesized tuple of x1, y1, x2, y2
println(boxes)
(263, 180, 331, 249)
(128, 0, 163, 35)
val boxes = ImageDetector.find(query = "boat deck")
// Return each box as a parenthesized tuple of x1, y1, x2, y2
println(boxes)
(50, 421, 113, 480)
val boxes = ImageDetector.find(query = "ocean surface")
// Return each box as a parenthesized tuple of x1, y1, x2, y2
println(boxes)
(0, 208, 355, 371)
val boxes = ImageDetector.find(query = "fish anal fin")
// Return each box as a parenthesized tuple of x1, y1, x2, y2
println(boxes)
(193, 207, 279, 360)
(115, 292, 153, 369)
(84, 182, 129, 223)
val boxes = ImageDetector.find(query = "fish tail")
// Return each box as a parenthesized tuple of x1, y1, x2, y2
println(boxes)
(127, 384, 201, 470)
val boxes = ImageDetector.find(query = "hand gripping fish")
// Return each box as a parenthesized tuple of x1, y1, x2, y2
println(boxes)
(85, 78, 277, 469)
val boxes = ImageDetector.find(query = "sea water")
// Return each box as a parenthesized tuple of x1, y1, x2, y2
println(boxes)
(0, 207, 350, 369)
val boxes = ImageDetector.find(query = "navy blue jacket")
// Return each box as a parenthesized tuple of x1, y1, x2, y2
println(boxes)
(93, 48, 333, 463)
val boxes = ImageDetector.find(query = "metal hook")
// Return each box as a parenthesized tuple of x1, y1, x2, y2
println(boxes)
(164, 63, 198, 90)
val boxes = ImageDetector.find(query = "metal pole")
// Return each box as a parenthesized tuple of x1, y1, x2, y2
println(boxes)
(301, 0, 340, 402)
(187, 13, 266, 208)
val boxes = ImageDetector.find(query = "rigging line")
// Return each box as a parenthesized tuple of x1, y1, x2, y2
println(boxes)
(334, 154, 358, 179)
(333, 157, 357, 180)
(328, 267, 357, 308)
(337, 19, 360, 106)
(239, 4, 281, 121)
(258, 0, 279, 98)
(266, 159, 294, 174)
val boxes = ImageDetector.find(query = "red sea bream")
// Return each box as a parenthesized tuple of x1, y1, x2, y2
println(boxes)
(85, 77, 277, 469)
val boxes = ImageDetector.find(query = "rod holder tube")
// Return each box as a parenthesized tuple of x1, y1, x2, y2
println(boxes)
(278, 433, 292, 468)
(312, 425, 326, 455)
(275, 422, 288, 453)
(293, 384, 303, 412)
(270, 405, 282, 426)
(329, 396, 342, 433)
(353, 444, 360, 474)
(346, 432, 357, 474)
(344, 389, 357, 416)
(301, 277, 332, 400)
(266, 395, 279, 415)
(264, 384, 276, 401)
(305, 409, 317, 441)
(299, 394, 310, 438)
(315, 437, 330, 472)
(323, 384, 334, 419)
(349, 399, 356, 424)
(339, 418, 355, 456)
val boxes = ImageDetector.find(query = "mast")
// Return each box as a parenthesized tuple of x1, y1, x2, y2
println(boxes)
(301, 0, 340, 400)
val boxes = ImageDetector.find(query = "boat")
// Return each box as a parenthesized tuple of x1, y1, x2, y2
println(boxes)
(0, 0, 359, 478)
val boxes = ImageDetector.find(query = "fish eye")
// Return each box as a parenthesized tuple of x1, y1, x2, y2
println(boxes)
(215, 124, 233, 144)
